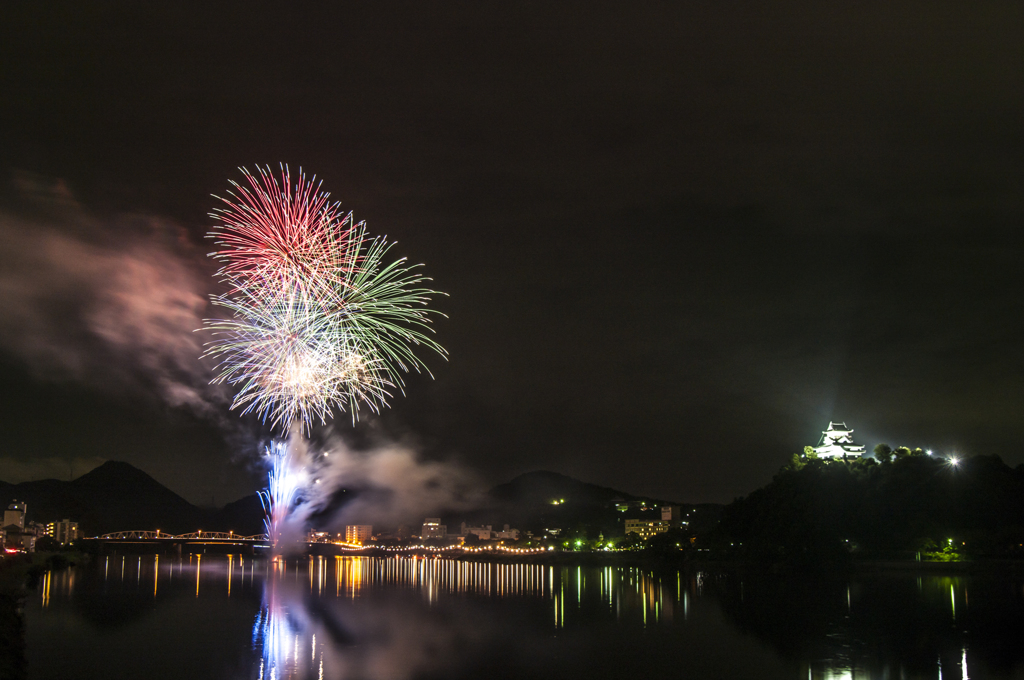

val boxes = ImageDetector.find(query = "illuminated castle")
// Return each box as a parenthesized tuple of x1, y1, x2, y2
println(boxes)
(812, 422, 866, 459)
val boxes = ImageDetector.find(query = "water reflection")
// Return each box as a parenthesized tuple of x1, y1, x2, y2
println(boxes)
(245, 557, 700, 678)
(709, 570, 1024, 679)
(25, 555, 1024, 680)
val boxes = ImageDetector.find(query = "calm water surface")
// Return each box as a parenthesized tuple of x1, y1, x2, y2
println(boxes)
(24, 554, 1024, 679)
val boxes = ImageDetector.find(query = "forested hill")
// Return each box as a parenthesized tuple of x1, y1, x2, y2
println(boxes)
(0, 461, 266, 536)
(716, 454, 1024, 560)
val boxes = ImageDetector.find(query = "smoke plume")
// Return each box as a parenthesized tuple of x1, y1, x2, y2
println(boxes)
(276, 428, 483, 542)
(0, 202, 229, 422)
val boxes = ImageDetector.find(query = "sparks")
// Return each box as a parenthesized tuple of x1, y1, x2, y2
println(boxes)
(259, 442, 302, 546)
(201, 164, 446, 431)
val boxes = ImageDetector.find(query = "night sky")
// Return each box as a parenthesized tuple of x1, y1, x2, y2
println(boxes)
(2, 3, 1022, 507)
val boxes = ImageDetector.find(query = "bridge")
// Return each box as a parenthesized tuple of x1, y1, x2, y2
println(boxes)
(84, 530, 271, 554)
(94, 530, 269, 542)
(84, 531, 368, 554)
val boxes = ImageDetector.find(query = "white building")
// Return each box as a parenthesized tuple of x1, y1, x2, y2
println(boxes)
(344, 525, 373, 544)
(420, 518, 447, 539)
(3, 501, 26, 531)
(493, 524, 520, 540)
(3, 501, 34, 552)
(46, 519, 79, 545)
(812, 422, 866, 459)
(624, 519, 671, 539)
(460, 522, 492, 540)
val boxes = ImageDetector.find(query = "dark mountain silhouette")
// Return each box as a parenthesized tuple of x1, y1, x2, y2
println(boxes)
(451, 470, 723, 538)
(489, 470, 658, 506)
(0, 463, 720, 540)
(0, 461, 257, 536)
(1, 461, 198, 535)
(215, 493, 265, 537)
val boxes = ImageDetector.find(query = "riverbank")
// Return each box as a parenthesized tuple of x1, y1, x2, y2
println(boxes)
(0, 551, 91, 680)
(384, 549, 1024, 576)
(0, 554, 33, 680)
(319, 547, 1024, 574)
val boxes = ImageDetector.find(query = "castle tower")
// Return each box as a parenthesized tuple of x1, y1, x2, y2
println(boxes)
(812, 422, 866, 459)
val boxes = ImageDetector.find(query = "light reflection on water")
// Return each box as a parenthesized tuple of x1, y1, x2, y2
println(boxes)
(248, 555, 698, 679)
(26, 555, 1024, 680)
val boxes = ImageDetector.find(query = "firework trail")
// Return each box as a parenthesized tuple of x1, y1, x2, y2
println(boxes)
(258, 441, 303, 545)
(201, 165, 445, 549)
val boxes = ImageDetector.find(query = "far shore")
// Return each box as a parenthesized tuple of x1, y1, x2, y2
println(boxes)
(15, 545, 1024, 576)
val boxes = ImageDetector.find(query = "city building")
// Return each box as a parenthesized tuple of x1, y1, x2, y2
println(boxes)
(812, 422, 866, 459)
(344, 525, 373, 545)
(3, 501, 34, 553)
(460, 522, 493, 540)
(4, 501, 26, 531)
(661, 506, 681, 525)
(420, 518, 447, 539)
(624, 519, 672, 539)
(45, 519, 79, 545)
(307, 530, 330, 543)
(493, 524, 520, 540)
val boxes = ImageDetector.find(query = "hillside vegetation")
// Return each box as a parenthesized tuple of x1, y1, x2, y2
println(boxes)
(716, 454, 1024, 561)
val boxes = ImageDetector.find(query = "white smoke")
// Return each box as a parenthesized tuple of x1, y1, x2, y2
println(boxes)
(0, 205, 230, 421)
(277, 428, 482, 542)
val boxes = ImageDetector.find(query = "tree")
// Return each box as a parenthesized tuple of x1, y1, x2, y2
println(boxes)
(34, 536, 60, 552)
(873, 443, 893, 464)
(620, 533, 644, 550)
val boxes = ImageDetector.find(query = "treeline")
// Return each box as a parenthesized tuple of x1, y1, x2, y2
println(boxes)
(713, 453, 1024, 561)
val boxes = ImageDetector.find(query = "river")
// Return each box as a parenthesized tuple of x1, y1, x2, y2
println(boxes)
(23, 554, 1024, 679)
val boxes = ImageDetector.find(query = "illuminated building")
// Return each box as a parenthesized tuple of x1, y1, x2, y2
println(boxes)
(660, 505, 681, 525)
(812, 422, 866, 459)
(3, 501, 25, 531)
(460, 523, 493, 540)
(494, 524, 520, 540)
(45, 519, 79, 545)
(624, 519, 671, 539)
(420, 518, 447, 539)
(307, 530, 330, 543)
(3, 501, 35, 552)
(344, 525, 373, 544)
